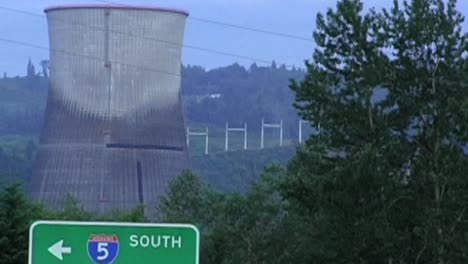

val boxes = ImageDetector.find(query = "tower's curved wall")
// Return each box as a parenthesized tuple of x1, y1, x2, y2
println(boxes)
(30, 5, 190, 214)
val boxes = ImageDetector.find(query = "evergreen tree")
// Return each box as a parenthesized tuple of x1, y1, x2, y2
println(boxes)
(26, 58, 38, 91)
(26, 58, 35, 78)
(271, 60, 277, 69)
(0, 184, 32, 264)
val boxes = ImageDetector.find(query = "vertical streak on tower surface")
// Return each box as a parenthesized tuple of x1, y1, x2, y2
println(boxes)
(29, 5, 190, 215)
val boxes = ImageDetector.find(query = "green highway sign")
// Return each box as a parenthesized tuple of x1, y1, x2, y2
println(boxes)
(28, 221, 199, 264)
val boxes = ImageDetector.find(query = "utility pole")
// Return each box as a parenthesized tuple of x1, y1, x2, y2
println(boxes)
(225, 122, 248, 151)
(261, 118, 283, 149)
(187, 126, 209, 155)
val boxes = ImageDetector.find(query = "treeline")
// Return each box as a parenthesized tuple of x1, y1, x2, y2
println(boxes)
(0, 63, 47, 136)
(1, 165, 335, 263)
(0, 168, 291, 263)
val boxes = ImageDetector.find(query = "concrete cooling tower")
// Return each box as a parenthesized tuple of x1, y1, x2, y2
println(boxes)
(30, 4, 190, 215)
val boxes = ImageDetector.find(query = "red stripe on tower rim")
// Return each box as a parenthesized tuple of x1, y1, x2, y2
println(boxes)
(44, 4, 189, 16)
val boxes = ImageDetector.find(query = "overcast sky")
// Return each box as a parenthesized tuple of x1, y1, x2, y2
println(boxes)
(0, 0, 467, 76)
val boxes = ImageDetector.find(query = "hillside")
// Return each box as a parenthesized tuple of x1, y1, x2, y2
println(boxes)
(192, 146, 296, 193)
(0, 62, 305, 136)
(0, 62, 304, 190)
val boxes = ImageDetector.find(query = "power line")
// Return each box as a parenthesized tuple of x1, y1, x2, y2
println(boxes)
(190, 17, 313, 42)
(94, 0, 314, 42)
(0, 5, 297, 68)
(0, 5, 43, 19)
(0, 37, 181, 77)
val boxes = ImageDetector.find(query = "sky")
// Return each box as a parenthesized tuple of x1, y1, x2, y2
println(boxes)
(0, 0, 467, 76)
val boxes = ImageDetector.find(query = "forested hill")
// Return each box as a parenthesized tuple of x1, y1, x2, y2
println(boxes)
(0, 61, 305, 136)
(182, 62, 305, 130)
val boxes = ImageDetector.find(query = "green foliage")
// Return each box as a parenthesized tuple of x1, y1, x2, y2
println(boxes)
(182, 63, 304, 134)
(211, 166, 291, 264)
(115, 205, 147, 222)
(285, 0, 468, 262)
(158, 168, 294, 264)
(98, 205, 148, 223)
(193, 146, 296, 193)
(158, 170, 216, 224)
(0, 170, 296, 264)
(0, 184, 34, 264)
(0, 76, 47, 136)
(57, 194, 93, 221)
(0, 136, 37, 183)
(0, 183, 152, 263)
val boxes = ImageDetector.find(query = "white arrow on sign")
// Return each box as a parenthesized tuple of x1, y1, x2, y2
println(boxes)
(48, 240, 72, 260)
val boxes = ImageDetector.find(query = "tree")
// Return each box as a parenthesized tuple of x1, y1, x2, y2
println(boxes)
(271, 60, 277, 69)
(381, 0, 468, 261)
(26, 58, 35, 78)
(100, 204, 148, 222)
(0, 184, 33, 264)
(40, 60, 49, 78)
(204, 166, 295, 264)
(158, 170, 226, 264)
(158, 170, 214, 224)
(283, 0, 468, 262)
(55, 193, 92, 221)
(158, 168, 295, 264)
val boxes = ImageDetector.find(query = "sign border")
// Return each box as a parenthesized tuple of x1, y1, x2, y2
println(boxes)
(28, 220, 200, 264)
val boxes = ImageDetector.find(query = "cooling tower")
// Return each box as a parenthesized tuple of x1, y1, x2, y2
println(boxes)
(30, 4, 190, 215)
